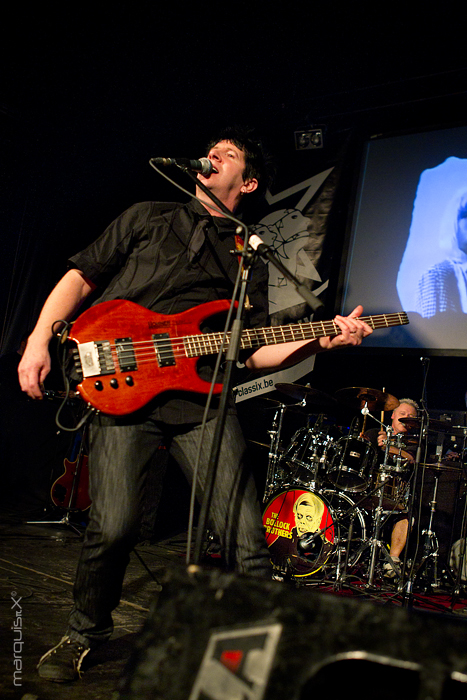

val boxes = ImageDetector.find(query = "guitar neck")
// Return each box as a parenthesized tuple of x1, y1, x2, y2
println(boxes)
(185, 312, 409, 358)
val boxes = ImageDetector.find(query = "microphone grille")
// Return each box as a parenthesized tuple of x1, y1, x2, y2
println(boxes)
(199, 157, 213, 175)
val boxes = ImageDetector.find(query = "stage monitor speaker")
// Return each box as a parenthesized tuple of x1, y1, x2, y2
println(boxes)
(116, 566, 467, 700)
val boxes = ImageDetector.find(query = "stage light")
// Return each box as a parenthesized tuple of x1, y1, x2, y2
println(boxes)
(294, 128, 324, 150)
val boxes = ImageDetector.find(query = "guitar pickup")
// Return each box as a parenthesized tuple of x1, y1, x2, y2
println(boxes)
(152, 332, 175, 367)
(77, 341, 115, 378)
(115, 337, 137, 372)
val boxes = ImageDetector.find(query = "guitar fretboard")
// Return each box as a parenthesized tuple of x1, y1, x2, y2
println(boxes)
(183, 312, 409, 358)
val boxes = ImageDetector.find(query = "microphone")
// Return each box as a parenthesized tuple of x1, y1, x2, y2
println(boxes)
(150, 157, 213, 176)
(248, 234, 271, 256)
(296, 531, 323, 560)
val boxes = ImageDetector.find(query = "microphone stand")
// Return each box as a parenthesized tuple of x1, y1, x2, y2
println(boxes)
(177, 167, 325, 566)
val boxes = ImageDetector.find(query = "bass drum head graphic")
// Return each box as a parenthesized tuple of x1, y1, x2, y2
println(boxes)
(262, 487, 336, 577)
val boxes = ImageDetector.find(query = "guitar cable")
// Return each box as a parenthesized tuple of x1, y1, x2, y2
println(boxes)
(52, 319, 96, 432)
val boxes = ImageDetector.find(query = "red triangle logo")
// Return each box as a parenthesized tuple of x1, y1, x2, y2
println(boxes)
(220, 650, 243, 673)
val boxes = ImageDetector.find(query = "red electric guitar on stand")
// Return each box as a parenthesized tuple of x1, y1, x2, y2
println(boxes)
(50, 430, 91, 512)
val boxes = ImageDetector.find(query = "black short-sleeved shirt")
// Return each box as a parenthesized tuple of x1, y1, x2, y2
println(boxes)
(68, 199, 269, 423)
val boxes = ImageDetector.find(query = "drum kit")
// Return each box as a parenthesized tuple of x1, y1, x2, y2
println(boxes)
(259, 383, 467, 591)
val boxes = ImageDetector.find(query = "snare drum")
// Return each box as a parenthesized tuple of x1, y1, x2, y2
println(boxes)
(362, 470, 410, 511)
(262, 486, 366, 577)
(328, 435, 376, 492)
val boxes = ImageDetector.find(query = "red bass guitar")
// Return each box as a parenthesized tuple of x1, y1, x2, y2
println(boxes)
(68, 299, 409, 416)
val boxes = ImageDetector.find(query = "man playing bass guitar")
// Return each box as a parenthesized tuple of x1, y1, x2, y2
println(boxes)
(19, 127, 372, 682)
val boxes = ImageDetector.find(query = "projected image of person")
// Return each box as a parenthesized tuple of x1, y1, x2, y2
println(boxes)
(415, 190, 467, 318)
(397, 156, 467, 330)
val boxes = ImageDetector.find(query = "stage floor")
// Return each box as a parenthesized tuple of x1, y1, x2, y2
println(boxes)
(1, 501, 467, 700)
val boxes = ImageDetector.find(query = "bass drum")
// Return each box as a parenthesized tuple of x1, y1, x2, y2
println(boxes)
(262, 486, 366, 578)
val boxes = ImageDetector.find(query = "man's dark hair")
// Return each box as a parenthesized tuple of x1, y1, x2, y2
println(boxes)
(206, 126, 274, 197)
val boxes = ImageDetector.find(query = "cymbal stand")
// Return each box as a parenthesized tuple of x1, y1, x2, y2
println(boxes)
(366, 476, 399, 585)
(348, 425, 398, 586)
(334, 505, 358, 588)
(415, 471, 441, 591)
(263, 403, 287, 502)
(451, 428, 467, 606)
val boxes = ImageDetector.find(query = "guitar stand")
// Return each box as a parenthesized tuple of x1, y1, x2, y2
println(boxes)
(27, 510, 84, 536)
(27, 427, 89, 537)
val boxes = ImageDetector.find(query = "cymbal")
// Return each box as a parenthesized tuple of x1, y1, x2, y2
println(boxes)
(420, 462, 462, 473)
(399, 417, 454, 432)
(275, 383, 337, 412)
(334, 387, 399, 412)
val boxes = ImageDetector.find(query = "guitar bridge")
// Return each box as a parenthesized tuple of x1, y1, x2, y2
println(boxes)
(77, 341, 115, 377)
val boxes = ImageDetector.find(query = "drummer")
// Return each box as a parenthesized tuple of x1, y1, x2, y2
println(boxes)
(365, 398, 419, 579)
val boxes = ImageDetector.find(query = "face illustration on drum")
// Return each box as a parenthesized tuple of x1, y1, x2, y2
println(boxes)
(294, 492, 324, 535)
(263, 488, 336, 577)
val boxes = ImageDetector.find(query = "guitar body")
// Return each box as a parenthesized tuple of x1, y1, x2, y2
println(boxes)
(69, 299, 229, 415)
(50, 454, 91, 511)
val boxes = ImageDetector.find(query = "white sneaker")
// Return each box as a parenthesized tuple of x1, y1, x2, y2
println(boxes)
(383, 556, 401, 579)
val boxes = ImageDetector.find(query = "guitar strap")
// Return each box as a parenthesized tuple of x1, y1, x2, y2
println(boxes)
(178, 210, 252, 311)
(187, 217, 210, 261)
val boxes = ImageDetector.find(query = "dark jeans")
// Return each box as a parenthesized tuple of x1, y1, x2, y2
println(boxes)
(67, 413, 271, 648)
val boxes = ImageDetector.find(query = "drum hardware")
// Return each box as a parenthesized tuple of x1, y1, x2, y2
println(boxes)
(359, 466, 411, 513)
(368, 471, 401, 586)
(347, 427, 403, 586)
(275, 383, 338, 413)
(400, 424, 467, 605)
(263, 402, 288, 502)
(280, 416, 340, 491)
(450, 427, 467, 606)
(398, 410, 432, 607)
(411, 466, 444, 592)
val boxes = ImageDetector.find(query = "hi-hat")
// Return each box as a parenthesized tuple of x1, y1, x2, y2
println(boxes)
(275, 383, 337, 412)
(334, 387, 399, 412)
